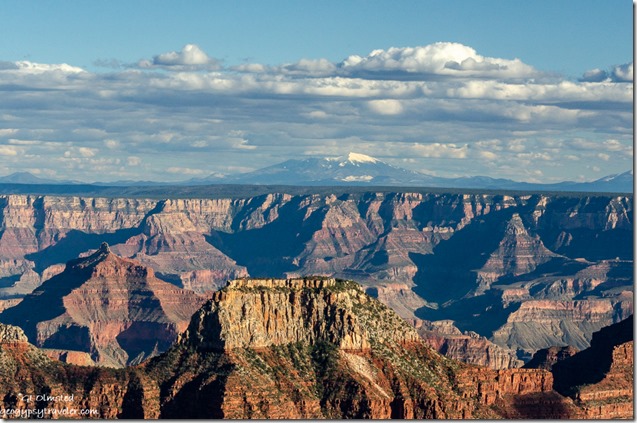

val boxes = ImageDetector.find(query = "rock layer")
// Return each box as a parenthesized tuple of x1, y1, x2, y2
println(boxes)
(143, 278, 566, 419)
(551, 315, 634, 419)
(415, 319, 523, 369)
(0, 285, 631, 419)
(0, 244, 206, 367)
(0, 192, 632, 361)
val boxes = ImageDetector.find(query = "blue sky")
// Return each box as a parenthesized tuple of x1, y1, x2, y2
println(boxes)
(0, 0, 633, 183)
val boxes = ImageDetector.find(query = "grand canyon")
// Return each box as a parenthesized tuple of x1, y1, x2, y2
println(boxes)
(0, 187, 633, 419)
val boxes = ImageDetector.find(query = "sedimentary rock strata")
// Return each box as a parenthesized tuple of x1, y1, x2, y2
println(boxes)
(0, 244, 206, 366)
(0, 192, 631, 361)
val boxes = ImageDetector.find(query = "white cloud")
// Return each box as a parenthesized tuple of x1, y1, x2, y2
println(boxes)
(13, 61, 85, 74)
(340, 42, 538, 79)
(411, 143, 468, 159)
(580, 68, 608, 82)
(0, 146, 18, 156)
(139, 44, 220, 70)
(580, 62, 633, 83)
(478, 151, 498, 160)
(367, 99, 404, 115)
(78, 147, 97, 157)
(0, 42, 631, 183)
(597, 153, 610, 161)
(166, 166, 206, 175)
(127, 156, 141, 166)
(610, 62, 633, 82)
(0, 129, 18, 137)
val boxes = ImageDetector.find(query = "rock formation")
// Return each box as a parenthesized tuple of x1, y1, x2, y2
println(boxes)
(139, 277, 568, 418)
(414, 319, 523, 369)
(475, 213, 559, 293)
(523, 345, 578, 370)
(0, 282, 631, 419)
(550, 315, 634, 419)
(0, 244, 206, 367)
(0, 192, 632, 362)
(0, 323, 132, 419)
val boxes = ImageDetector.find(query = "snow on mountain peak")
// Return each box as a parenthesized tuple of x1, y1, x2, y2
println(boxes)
(345, 152, 379, 164)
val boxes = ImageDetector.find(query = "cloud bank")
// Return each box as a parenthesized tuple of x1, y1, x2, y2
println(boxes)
(0, 43, 632, 183)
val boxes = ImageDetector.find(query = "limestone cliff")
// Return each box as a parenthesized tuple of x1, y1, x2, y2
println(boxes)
(140, 277, 567, 419)
(491, 299, 632, 357)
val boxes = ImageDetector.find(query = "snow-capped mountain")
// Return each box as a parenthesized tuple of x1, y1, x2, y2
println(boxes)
(214, 152, 438, 186)
(1, 155, 631, 193)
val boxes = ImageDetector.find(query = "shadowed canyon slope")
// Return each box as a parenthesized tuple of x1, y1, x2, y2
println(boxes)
(0, 243, 205, 367)
(5, 279, 630, 419)
(0, 191, 632, 363)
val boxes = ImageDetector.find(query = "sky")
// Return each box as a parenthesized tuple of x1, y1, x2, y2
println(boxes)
(0, 0, 633, 183)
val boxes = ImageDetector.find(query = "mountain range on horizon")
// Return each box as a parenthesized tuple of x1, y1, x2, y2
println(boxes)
(0, 152, 633, 193)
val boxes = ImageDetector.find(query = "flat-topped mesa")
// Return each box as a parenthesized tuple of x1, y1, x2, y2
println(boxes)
(226, 277, 346, 290)
(182, 277, 418, 352)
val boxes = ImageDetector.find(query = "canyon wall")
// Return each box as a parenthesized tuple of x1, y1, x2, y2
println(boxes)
(0, 279, 631, 419)
(0, 192, 632, 362)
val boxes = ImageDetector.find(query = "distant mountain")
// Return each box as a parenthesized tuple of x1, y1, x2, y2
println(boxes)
(215, 152, 437, 186)
(0, 156, 632, 193)
(0, 171, 80, 185)
(201, 153, 632, 193)
(575, 170, 633, 193)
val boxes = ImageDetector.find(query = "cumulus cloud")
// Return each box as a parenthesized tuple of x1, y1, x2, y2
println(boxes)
(13, 61, 85, 74)
(580, 62, 633, 82)
(610, 62, 633, 82)
(579, 68, 608, 82)
(138, 44, 220, 71)
(340, 42, 538, 80)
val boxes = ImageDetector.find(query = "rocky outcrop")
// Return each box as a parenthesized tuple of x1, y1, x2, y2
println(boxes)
(550, 315, 633, 419)
(475, 213, 559, 293)
(0, 322, 28, 343)
(415, 320, 523, 369)
(42, 348, 96, 366)
(182, 278, 419, 351)
(0, 244, 206, 367)
(0, 298, 21, 313)
(524, 346, 578, 370)
(0, 323, 132, 418)
(143, 277, 568, 419)
(491, 299, 632, 357)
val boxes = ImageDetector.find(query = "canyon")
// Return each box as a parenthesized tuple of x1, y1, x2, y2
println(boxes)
(1, 278, 631, 418)
(0, 190, 632, 366)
